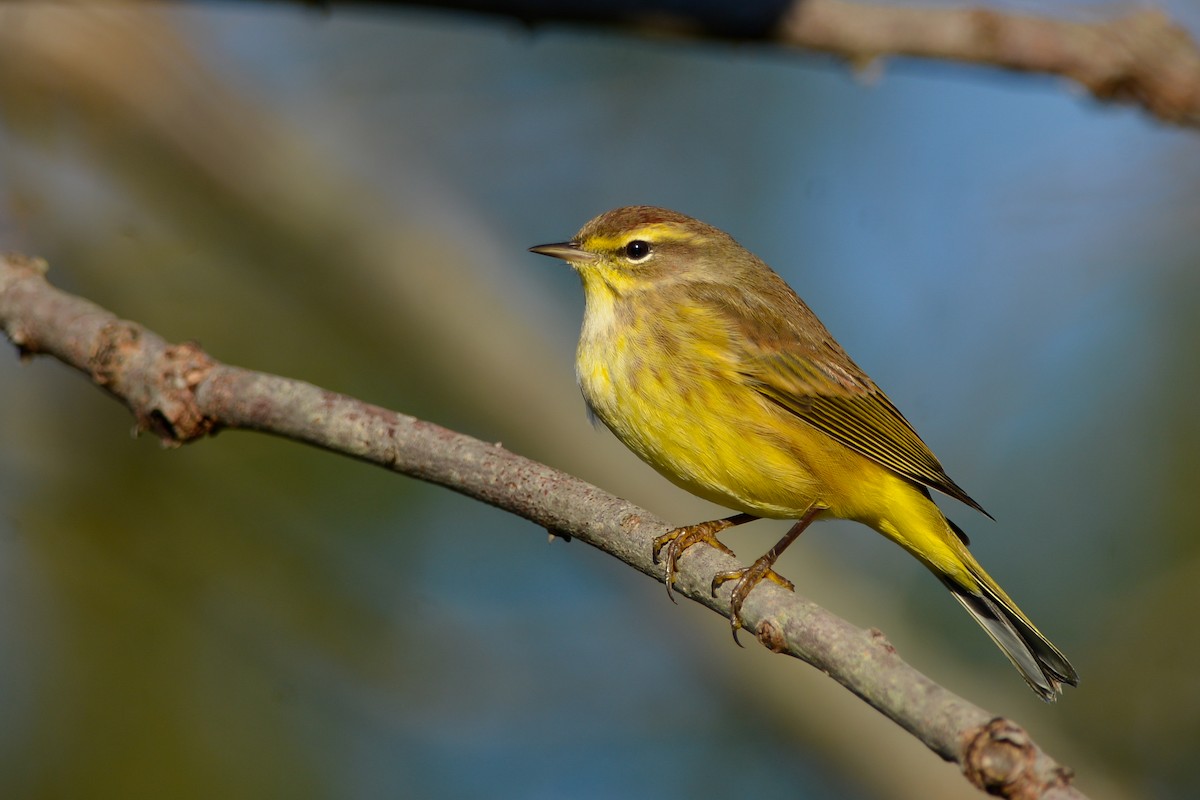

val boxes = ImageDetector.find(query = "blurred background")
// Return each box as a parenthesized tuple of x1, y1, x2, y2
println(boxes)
(1, 3, 1197, 798)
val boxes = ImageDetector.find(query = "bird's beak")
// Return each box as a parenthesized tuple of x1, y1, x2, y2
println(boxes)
(528, 241, 598, 264)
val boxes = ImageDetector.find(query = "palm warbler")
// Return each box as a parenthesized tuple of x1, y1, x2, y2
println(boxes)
(530, 206, 1078, 700)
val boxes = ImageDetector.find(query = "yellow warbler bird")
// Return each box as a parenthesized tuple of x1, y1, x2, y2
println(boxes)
(530, 205, 1078, 700)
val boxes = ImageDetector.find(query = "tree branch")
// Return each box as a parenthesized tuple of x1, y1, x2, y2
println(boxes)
(781, 2, 1200, 121)
(0, 252, 1084, 799)
(397, 0, 1200, 127)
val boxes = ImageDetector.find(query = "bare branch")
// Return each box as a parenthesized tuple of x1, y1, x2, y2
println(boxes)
(399, 0, 1200, 127)
(0, 252, 1084, 799)
(776, 2, 1200, 126)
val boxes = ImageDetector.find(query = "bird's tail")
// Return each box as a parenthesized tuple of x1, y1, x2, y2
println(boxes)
(939, 552, 1079, 702)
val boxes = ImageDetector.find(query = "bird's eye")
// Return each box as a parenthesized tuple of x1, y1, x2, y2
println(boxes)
(624, 240, 652, 261)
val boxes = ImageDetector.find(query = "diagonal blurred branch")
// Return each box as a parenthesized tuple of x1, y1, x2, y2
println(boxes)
(1, 252, 1087, 800)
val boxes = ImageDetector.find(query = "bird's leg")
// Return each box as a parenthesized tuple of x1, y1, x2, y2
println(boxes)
(652, 513, 757, 603)
(711, 505, 822, 645)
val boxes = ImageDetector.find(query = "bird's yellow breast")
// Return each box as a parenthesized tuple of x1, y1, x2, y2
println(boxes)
(577, 283, 843, 518)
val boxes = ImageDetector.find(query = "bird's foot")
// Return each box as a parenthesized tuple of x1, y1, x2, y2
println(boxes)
(711, 557, 794, 646)
(652, 517, 745, 603)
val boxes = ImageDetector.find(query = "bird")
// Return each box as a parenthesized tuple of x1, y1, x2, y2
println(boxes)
(529, 205, 1078, 700)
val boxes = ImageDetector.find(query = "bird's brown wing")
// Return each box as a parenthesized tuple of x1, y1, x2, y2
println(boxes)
(741, 346, 990, 518)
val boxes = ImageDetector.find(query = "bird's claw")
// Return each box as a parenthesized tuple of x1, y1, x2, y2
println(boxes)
(652, 520, 738, 603)
(711, 558, 794, 646)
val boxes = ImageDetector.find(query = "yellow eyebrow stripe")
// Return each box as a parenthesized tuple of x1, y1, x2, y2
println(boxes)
(586, 223, 697, 251)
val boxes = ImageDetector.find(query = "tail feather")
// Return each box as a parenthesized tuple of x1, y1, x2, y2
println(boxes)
(878, 501, 1077, 700)
(943, 575, 1079, 702)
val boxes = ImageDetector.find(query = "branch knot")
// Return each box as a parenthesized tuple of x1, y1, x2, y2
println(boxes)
(963, 717, 1073, 798)
(87, 320, 217, 445)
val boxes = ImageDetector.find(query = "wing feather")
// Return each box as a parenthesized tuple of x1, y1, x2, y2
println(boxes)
(745, 350, 989, 516)
(685, 278, 989, 517)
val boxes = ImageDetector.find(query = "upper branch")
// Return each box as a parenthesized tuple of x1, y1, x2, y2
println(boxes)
(404, 0, 1200, 126)
(0, 253, 1084, 799)
(777, 2, 1200, 125)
